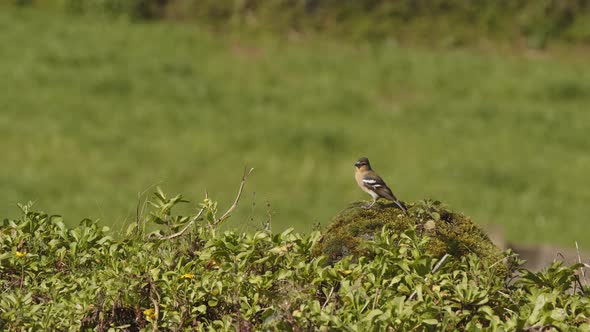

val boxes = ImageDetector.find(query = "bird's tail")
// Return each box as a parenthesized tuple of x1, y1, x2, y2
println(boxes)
(393, 200, 408, 215)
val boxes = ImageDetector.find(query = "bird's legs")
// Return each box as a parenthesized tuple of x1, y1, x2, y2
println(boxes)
(363, 198, 377, 209)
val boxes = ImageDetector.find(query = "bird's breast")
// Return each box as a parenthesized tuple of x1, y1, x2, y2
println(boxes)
(355, 171, 365, 187)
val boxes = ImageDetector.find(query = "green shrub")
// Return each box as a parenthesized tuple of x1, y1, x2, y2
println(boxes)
(1, 191, 589, 330)
(57, 0, 167, 19)
(16, 0, 590, 46)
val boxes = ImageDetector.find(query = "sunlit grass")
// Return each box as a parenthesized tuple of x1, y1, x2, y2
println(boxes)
(1, 7, 589, 246)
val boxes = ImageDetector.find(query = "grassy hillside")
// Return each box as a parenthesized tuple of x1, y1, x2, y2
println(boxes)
(1, 7, 589, 246)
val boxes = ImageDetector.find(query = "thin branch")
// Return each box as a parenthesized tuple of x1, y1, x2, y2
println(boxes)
(490, 253, 519, 269)
(574, 274, 587, 296)
(160, 207, 205, 240)
(372, 287, 380, 310)
(575, 241, 587, 286)
(524, 324, 563, 332)
(265, 201, 273, 232)
(409, 254, 450, 300)
(321, 287, 335, 311)
(503, 307, 517, 315)
(432, 254, 450, 274)
(149, 283, 160, 332)
(214, 166, 254, 226)
(160, 167, 252, 240)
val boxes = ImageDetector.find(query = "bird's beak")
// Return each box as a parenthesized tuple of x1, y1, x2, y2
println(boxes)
(354, 162, 362, 167)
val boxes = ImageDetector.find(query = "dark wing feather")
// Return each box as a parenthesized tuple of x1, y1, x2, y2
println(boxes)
(374, 186, 398, 202)
(361, 174, 398, 201)
(362, 173, 407, 214)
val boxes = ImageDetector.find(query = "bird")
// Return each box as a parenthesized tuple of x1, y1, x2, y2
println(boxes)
(354, 157, 407, 213)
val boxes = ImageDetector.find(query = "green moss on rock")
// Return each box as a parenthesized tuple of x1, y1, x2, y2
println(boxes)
(313, 199, 503, 268)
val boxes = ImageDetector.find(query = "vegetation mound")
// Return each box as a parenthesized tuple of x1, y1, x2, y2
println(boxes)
(313, 200, 504, 269)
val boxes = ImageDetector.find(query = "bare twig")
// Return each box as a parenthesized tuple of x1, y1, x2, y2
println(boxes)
(161, 167, 253, 240)
(489, 253, 520, 269)
(574, 274, 587, 296)
(149, 286, 160, 332)
(372, 287, 380, 310)
(575, 241, 587, 286)
(160, 207, 206, 240)
(265, 201, 273, 232)
(409, 254, 450, 300)
(432, 254, 450, 274)
(321, 287, 335, 311)
(524, 324, 562, 332)
(214, 166, 254, 226)
(497, 290, 510, 298)
(503, 307, 516, 315)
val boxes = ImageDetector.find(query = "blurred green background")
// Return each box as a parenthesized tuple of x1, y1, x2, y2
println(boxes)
(1, 1, 589, 246)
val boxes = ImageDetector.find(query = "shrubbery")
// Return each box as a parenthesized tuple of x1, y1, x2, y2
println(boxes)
(1, 189, 589, 331)
(14, 0, 590, 47)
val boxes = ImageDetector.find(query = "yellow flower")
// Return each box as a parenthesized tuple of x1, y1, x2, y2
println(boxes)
(143, 308, 156, 321)
(180, 273, 195, 279)
(337, 269, 353, 276)
(15, 251, 27, 258)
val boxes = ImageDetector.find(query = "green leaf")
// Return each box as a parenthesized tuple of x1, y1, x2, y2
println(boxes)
(529, 293, 548, 323)
(550, 308, 566, 322)
(423, 319, 439, 325)
(362, 309, 383, 322)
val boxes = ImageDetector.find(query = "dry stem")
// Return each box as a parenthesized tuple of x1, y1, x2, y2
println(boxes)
(214, 166, 254, 226)
(409, 254, 450, 300)
(161, 166, 253, 240)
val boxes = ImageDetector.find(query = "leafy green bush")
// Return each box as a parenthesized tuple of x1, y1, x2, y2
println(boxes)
(17, 0, 590, 46)
(59, 0, 166, 19)
(1, 191, 589, 331)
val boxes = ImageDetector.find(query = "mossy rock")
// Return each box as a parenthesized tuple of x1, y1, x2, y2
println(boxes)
(313, 199, 504, 269)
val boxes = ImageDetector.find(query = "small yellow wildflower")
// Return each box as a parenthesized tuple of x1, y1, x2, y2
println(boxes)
(337, 269, 353, 276)
(15, 251, 27, 258)
(180, 273, 195, 280)
(143, 308, 156, 321)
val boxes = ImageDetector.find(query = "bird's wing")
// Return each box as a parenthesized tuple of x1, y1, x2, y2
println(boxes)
(362, 173, 398, 202)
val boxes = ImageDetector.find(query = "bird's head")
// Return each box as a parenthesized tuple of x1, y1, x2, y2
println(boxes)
(354, 157, 371, 170)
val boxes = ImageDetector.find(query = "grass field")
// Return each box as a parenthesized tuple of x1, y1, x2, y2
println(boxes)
(1, 6, 589, 247)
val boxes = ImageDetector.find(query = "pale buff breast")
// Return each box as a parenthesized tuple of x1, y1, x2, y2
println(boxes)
(355, 168, 379, 198)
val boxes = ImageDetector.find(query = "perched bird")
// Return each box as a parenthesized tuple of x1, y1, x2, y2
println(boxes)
(354, 157, 407, 213)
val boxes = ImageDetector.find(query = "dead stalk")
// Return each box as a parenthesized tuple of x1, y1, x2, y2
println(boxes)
(489, 253, 519, 269)
(214, 166, 254, 226)
(161, 166, 253, 240)
(575, 241, 587, 286)
(409, 254, 450, 300)
(150, 297, 159, 331)
(161, 207, 206, 240)
(321, 287, 335, 311)
(372, 287, 380, 310)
